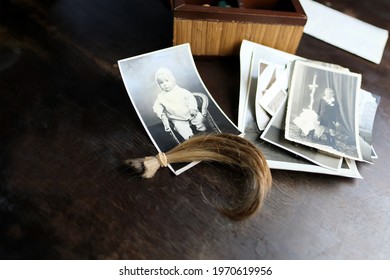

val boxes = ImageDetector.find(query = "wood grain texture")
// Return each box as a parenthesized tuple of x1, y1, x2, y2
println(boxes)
(1, 0, 389, 259)
(173, 19, 304, 55)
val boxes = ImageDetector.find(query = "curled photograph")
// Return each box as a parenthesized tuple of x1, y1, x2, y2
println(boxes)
(118, 44, 241, 175)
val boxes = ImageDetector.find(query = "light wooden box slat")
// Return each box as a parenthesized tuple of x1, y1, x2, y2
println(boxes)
(171, 0, 307, 56)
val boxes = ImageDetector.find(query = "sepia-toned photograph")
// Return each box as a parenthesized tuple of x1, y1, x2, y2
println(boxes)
(285, 60, 362, 160)
(118, 44, 241, 175)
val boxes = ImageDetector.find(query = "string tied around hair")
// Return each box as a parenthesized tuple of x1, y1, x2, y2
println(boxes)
(156, 152, 168, 167)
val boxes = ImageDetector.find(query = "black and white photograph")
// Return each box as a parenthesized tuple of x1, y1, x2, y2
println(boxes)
(261, 100, 343, 170)
(285, 60, 362, 160)
(358, 90, 380, 163)
(118, 44, 241, 175)
(255, 61, 288, 118)
(238, 41, 361, 178)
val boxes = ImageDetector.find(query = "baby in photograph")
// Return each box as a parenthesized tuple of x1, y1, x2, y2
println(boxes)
(152, 67, 207, 140)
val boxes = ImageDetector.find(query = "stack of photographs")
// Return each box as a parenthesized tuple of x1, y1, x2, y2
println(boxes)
(118, 42, 379, 179)
(238, 40, 380, 178)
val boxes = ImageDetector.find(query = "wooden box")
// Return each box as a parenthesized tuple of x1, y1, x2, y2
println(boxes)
(171, 0, 307, 56)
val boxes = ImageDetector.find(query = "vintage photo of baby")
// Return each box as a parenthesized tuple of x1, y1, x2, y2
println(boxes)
(153, 67, 209, 141)
(118, 44, 241, 174)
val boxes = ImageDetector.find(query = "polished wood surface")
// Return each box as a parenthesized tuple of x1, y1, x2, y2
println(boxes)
(1, 0, 389, 259)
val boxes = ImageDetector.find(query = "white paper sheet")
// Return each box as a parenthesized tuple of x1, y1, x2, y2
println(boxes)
(300, 0, 389, 64)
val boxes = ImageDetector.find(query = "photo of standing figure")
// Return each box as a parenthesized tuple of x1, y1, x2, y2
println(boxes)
(317, 87, 340, 148)
(285, 60, 362, 160)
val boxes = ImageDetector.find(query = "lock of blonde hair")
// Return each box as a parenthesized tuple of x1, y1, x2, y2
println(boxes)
(125, 133, 272, 220)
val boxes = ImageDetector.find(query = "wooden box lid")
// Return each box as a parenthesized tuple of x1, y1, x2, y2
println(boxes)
(170, 0, 307, 25)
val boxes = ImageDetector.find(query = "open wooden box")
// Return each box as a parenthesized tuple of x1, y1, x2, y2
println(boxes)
(171, 0, 307, 56)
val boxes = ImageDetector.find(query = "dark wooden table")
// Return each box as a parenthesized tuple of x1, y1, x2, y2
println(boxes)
(1, 0, 389, 259)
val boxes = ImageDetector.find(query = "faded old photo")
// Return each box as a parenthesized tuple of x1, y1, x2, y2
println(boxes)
(358, 89, 380, 163)
(238, 41, 362, 178)
(256, 61, 289, 117)
(261, 100, 342, 170)
(118, 44, 241, 175)
(285, 60, 362, 160)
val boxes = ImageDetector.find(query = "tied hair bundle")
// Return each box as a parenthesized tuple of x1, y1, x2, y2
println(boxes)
(125, 134, 272, 220)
